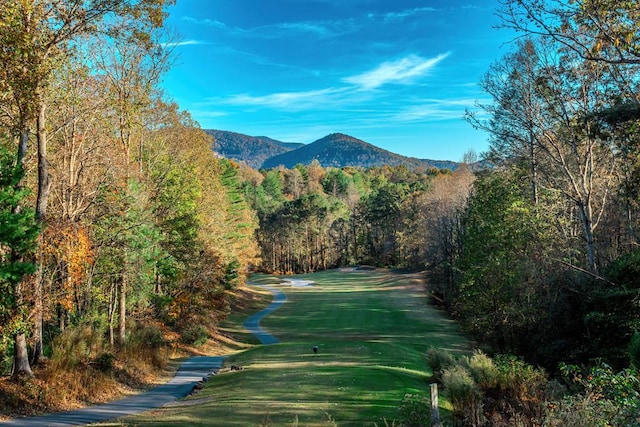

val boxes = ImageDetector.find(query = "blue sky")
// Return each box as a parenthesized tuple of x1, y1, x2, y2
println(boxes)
(162, 0, 514, 162)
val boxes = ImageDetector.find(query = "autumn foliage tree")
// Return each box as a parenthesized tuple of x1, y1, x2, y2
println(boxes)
(498, 0, 640, 65)
(456, 0, 640, 370)
(0, 0, 176, 377)
(0, 3, 263, 400)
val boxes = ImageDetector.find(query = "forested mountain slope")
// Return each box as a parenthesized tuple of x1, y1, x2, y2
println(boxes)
(209, 130, 460, 170)
(262, 133, 458, 170)
(207, 129, 303, 168)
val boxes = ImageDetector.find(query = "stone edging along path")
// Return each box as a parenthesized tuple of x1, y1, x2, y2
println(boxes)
(0, 283, 288, 427)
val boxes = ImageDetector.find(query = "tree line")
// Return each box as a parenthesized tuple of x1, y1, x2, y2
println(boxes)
(239, 160, 473, 275)
(455, 0, 640, 372)
(0, 0, 258, 384)
(240, 0, 640, 393)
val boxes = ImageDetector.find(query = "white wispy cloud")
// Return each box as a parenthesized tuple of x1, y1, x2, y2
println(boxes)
(379, 7, 439, 20)
(221, 88, 352, 111)
(161, 39, 205, 48)
(181, 16, 230, 30)
(181, 16, 355, 39)
(189, 110, 230, 118)
(210, 53, 455, 113)
(274, 22, 331, 36)
(393, 98, 478, 122)
(343, 53, 451, 90)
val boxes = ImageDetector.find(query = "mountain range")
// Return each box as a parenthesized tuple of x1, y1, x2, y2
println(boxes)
(206, 129, 460, 171)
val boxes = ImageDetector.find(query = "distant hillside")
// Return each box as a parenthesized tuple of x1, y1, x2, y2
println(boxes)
(207, 129, 460, 171)
(206, 130, 303, 168)
(262, 133, 459, 170)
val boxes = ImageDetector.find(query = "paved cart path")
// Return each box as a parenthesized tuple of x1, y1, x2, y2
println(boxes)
(243, 285, 286, 344)
(0, 284, 285, 426)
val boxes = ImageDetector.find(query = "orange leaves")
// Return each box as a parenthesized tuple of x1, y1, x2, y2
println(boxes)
(42, 221, 94, 312)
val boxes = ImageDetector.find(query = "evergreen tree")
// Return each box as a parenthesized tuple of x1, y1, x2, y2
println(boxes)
(0, 144, 39, 377)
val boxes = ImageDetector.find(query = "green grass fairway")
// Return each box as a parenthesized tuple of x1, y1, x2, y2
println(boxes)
(103, 269, 471, 426)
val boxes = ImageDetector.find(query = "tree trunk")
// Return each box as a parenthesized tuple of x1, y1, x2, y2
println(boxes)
(105, 281, 115, 346)
(32, 101, 50, 365)
(58, 304, 66, 332)
(118, 275, 126, 345)
(17, 127, 28, 167)
(529, 130, 539, 206)
(31, 259, 44, 365)
(12, 333, 34, 379)
(36, 101, 51, 220)
(578, 201, 598, 273)
(273, 241, 278, 273)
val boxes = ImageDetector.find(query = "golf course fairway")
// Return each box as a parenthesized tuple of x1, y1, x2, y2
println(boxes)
(101, 268, 471, 426)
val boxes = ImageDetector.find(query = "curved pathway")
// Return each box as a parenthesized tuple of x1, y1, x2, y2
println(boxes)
(0, 284, 286, 426)
(243, 285, 286, 344)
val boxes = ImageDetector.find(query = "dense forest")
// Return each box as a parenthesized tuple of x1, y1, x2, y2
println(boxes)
(0, 0, 260, 406)
(1, 0, 639, 424)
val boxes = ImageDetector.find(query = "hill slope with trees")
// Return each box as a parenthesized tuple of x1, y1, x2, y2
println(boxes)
(262, 132, 459, 170)
(206, 129, 303, 169)
(209, 130, 460, 170)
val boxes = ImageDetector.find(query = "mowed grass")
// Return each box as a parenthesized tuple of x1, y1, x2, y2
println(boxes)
(101, 269, 471, 426)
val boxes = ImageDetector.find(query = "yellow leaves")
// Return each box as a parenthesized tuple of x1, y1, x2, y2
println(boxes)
(595, 40, 603, 53)
(42, 221, 94, 312)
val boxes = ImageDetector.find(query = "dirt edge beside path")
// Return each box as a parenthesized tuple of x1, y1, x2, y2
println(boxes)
(0, 284, 288, 426)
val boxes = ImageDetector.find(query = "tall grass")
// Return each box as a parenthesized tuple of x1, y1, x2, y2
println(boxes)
(0, 321, 172, 413)
(121, 321, 168, 370)
(49, 324, 105, 371)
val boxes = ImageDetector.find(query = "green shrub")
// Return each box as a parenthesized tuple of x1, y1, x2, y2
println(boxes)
(0, 335, 13, 375)
(425, 347, 455, 380)
(558, 362, 640, 424)
(180, 324, 208, 347)
(495, 354, 547, 396)
(91, 352, 115, 373)
(396, 393, 431, 427)
(546, 392, 640, 427)
(441, 365, 484, 426)
(127, 323, 164, 349)
(463, 350, 499, 389)
(544, 396, 611, 427)
(223, 259, 241, 290)
(494, 355, 548, 423)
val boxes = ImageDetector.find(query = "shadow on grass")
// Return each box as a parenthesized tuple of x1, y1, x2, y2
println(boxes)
(109, 269, 469, 426)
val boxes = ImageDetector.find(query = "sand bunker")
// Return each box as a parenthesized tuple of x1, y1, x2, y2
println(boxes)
(281, 279, 315, 287)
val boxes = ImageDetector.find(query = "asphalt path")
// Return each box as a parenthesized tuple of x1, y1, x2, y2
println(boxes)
(0, 284, 286, 426)
(242, 285, 286, 345)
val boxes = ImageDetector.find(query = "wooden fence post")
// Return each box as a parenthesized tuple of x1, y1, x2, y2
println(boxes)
(430, 383, 441, 426)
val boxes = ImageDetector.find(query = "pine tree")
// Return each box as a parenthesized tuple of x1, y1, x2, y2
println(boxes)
(0, 144, 39, 378)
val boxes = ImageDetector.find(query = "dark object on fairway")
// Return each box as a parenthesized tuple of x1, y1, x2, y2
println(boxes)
(313, 345, 318, 355)
(231, 365, 243, 371)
